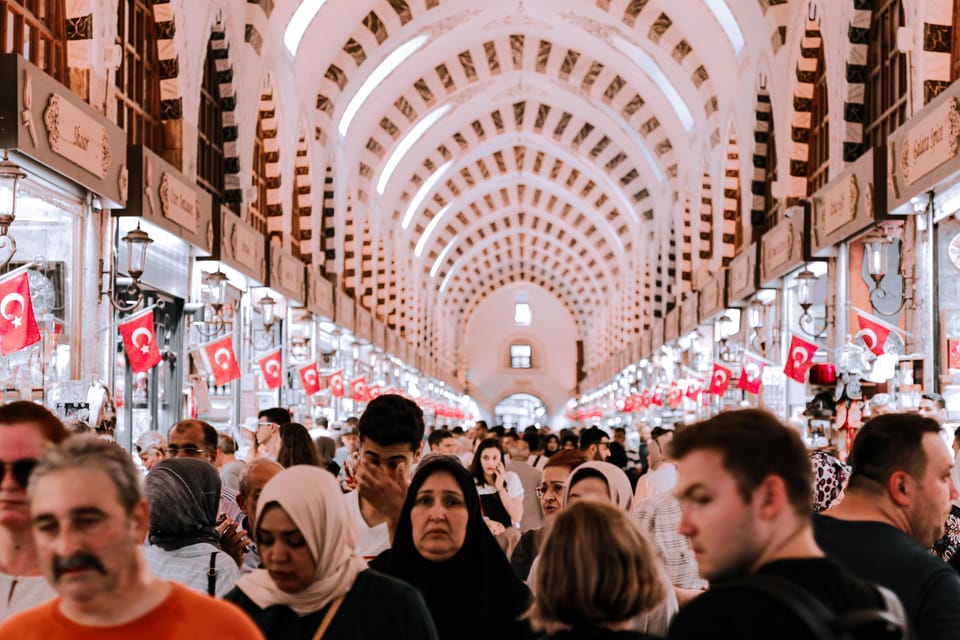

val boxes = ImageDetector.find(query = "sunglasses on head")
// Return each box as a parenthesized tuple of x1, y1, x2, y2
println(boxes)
(0, 458, 38, 488)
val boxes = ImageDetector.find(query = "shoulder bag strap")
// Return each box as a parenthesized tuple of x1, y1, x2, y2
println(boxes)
(207, 551, 217, 596)
(727, 574, 834, 640)
(312, 596, 346, 640)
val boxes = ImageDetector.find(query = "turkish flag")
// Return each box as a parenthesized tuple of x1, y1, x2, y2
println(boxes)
(203, 335, 241, 385)
(0, 271, 40, 356)
(857, 313, 891, 355)
(667, 382, 682, 408)
(783, 335, 818, 383)
(651, 386, 663, 407)
(368, 384, 381, 399)
(327, 370, 345, 398)
(258, 349, 283, 390)
(640, 389, 651, 408)
(737, 356, 765, 394)
(299, 362, 322, 396)
(351, 377, 370, 403)
(686, 381, 702, 401)
(707, 364, 733, 395)
(118, 310, 161, 373)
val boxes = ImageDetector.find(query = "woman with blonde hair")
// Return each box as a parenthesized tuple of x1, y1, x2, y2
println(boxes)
(530, 501, 667, 639)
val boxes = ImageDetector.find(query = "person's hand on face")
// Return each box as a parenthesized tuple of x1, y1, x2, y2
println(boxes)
(493, 462, 507, 490)
(216, 515, 248, 568)
(356, 457, 408, 524)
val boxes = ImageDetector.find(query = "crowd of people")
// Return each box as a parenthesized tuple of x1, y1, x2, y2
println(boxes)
(0, 395, 957, 638)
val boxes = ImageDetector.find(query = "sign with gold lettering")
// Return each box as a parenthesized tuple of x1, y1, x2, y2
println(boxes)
(761, 218, 803, 284)
(680, 293, 699, 334)
(699, 273, 726, 322)
(43, 94, 111, 178)
(899, 97, 960, 186)
(335, 290, 355, 333)
(821, 174, 859, 236)
(664, 307, 680, 343)
(307, 272, 334, 319)
(159, 172, 199, 234)
(728, 244, 758, 304)
(812, 150, 880, 254)
(268, 241, 305, 305)
(220, 208, 265, 283)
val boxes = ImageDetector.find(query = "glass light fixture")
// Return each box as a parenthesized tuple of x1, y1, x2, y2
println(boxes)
(123, 226, 153, 280)
(258, 294, 277, 330)
(100, 224, 153, 312)
(863, 228, 892, 287)
(0, 151, 26, 267)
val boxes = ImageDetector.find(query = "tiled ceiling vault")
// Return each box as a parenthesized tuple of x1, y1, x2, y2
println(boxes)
(277, 0, 781, 380)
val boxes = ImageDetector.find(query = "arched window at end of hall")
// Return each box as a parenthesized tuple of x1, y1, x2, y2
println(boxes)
(510, 343, 532, 369)
(115, 0, 163, 153)
(0, 0, 67, 83)
(862, 0, 908, 156)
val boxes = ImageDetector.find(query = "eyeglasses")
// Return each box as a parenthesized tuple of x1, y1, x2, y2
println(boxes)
(536, 482, 566, 499)
(166, 444, 206, 458)
(256, 421, 275, 430)
(0, 458, 38, 487)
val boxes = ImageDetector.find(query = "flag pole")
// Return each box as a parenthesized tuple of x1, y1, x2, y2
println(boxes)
(743, 350, 778, 368)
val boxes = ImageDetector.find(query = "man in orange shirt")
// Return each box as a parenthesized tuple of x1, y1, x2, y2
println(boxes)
(0, 436, 262, 639)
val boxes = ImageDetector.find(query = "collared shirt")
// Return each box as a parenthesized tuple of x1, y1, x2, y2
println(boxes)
(144, 542, 240, 598)
(633, 491, 708, 590)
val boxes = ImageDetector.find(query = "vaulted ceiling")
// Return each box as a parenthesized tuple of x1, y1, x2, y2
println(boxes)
(273, 0, 784, 383)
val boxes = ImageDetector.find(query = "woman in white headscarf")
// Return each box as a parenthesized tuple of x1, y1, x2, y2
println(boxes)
(225, 466, 438, 639)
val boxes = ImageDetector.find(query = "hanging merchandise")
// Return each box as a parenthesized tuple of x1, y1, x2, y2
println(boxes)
(738, 355, 765, 395)
(327, 370, 345, 398)
(784, 335, 818, 384)
(118, 307, 161, 374)
(298, 361, 321, 396)
(201, 334, 241, 386)
(707, 364, 733, 395)
(350, 376, 370, 403)
(0, 268, 40, 356)
(258, 349, 283, 390)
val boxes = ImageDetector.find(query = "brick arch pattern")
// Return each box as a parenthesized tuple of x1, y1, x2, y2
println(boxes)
(750, 90, 772, 228)
(842, 1, 872, 161)
(151, 0, 183, 162)
(755, 0, 791, 54)
(785, 18, 822, 202)
(721, 125, 741, 267)
(680, 196, 693, 295)
(919, 0, 954, 103)
(207, 21, 241, 206)
(63, 1, 92, 83)
(320, 163, 336, 276)
(699, 167, 714, 264)
(293, 133, 311, 261)
(256, 84, 283, 243)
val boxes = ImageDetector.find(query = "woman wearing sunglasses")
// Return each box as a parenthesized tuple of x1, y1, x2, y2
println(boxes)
(0, 401, 69, 622)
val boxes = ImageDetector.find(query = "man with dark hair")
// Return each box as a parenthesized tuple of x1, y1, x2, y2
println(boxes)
(815, 413, 960, 640)
(428, 429, 458, 456)
(634, 427, 676, 501)
(668, 409, 906, 639)
(348, 394, 424, 559)
(578, 426, 611, 462)
(255, 407, 290, 460)
(0, 402, 68, 621)
(919, 392, 947, 423)
(0, 436, 261, 638)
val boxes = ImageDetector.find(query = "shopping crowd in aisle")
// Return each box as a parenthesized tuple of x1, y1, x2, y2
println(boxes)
(0, 396, 957, 638)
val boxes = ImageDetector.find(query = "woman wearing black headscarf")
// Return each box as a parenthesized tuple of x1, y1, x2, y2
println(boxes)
(143, 458, 240, 597)
(370, 455, 535, 640)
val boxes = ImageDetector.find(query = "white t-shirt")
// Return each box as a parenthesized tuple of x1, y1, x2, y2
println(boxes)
(344, 489, 391, 560)
(475, 471, 524, 498)
(634, 462, 678, 502)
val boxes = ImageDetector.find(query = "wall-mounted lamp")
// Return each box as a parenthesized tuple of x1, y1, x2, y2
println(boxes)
(249, 293, 278, 351)
(194, 269, 231, 338)
(795, 266, 826, 338)
(717, 313, 740, 363)
(863, 227, 913, 316)
(99, 225, 153, 311)
(0, 152, 26, 268)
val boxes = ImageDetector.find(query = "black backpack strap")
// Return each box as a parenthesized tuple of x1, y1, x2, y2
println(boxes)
(725, 574, 836, 640)
(207, 551, 217, 596)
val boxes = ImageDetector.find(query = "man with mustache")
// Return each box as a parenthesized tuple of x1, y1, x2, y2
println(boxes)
(0, 402, 68, 622)
(0, 436, 262, 638)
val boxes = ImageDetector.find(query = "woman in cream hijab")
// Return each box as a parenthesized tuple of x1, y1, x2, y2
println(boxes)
(225, 466, 437, 639)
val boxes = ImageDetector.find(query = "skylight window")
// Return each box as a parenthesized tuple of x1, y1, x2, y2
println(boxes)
(515, 293, 532, 325)
(338, 35, 429, 138)
(377, 104, 451, 195)
(704, 0, 744, 55)
(401, 160, 453, 229)
(283, 0, 328, 55)
(611, 35, 694, 132)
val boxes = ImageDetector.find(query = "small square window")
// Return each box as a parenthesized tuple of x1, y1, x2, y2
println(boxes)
(510, 344, 532, 369)
(514, 302, 532, 325)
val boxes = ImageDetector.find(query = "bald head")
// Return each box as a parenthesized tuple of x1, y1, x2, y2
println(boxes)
(236, 458, 283, 524)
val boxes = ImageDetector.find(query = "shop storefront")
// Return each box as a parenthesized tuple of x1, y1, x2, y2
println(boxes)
(697, 271, 728, 411)
(0, 54, 127, 431)
(265, 239, 306, 416)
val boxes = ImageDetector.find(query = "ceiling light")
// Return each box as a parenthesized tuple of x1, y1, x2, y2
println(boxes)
(376, 103, 451, 194)
(401, 160, 453, 229)
(611, 35, 694, 132)
(339, 35, 429, 138)
(430, 235, 459, 278)
(704, 0, 744, 55)
(283, 0, 329, 56)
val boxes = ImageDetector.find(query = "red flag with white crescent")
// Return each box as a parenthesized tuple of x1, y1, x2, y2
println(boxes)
(707, 364, 733, 395)
(686, 381, 702, 401)
(0, 270, 40, 356)
(327, 370, 345, 398)
(351, 377, 370, 403)
(783, 335, 818, 383)
(667, 382, 682, 408)
(298, 362, 321, 396)
(368, 384, 381, 399)
(651, 385, 663, 407)
(202, 335, 241, 386)
(118, 309, 161, 373)
(258, 349, 283, 389)
(737, 356, 765, 394)
(857, 313, 891, 356)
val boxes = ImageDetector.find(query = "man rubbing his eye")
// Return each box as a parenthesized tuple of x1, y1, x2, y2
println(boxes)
(0, 436, 262, 639)
(0, 401, 68, 622)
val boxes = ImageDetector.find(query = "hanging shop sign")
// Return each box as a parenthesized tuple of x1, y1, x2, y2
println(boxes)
(680, 292, 699, 335)
(760, 216, 805, 286)
(699, 272, 726, 322)
(0, 54, 127, 207)
(267, 240, 305, 306)
(727, 243, 759, 305)
(373, 318, 387, 351)
(664, 306, 680, 343)
(214, 207, 266, 284)
(117, 146, 213, 254)
(640, 330, 653, 361)
(888, 81, 960, 214)
(355, 307, 374, 344)
(651, 317, 665, 352)
(307, 272, 334, 319)
(810, 149, 883, 255)
(386, 331, 398, 359)
(335, 290, 355, 334)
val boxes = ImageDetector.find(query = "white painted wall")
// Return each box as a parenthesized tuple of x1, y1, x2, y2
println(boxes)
(464, 282, 577, 428)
